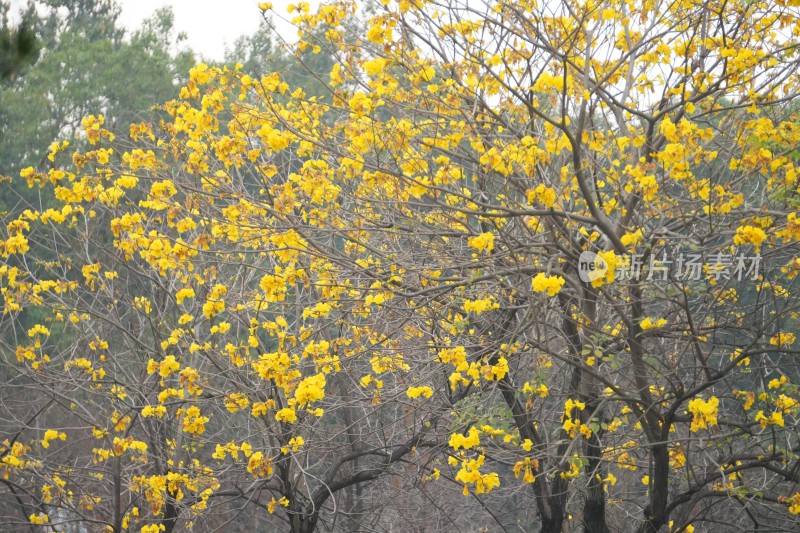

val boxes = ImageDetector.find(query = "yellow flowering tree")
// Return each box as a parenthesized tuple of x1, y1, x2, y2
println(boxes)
(4, 0, 800, 532)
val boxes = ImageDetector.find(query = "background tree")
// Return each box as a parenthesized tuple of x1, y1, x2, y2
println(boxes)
(0, 1, 194, 184)
(0, 2, 39, 83)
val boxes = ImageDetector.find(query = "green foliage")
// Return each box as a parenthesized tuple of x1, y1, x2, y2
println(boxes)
(0, 1, 194, 179)
(0, 3, 39, 82)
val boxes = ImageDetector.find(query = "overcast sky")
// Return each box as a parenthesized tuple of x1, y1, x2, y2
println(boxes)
(117, 0, 301, 60)
(7, 0, 307, 61)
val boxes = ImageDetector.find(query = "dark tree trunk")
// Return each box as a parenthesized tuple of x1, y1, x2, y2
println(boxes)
(637, 442, 670, 533)
(583, 429, 610, 533)
(290, 511, 319, 533)
(541, 515, 565, 533)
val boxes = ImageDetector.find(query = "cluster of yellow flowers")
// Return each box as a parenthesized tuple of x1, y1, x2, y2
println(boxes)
(687, 397, 719, 432)
(463, 297, 499, 314)
(407, 385, 434, 399)
(180, 406, 209, 437)
(640, 317, 667, 331)
(467, 231, 495, 253)
(454, 454, 500, 495)
(41, 430, 66, 449)
(531, 272, 565, 296)
(733, 224, 767, 251)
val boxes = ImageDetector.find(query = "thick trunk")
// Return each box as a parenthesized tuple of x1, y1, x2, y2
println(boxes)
(340, 376, 363, 531)
(541, 514, 565, 533)
(162, 495, 179, 533)
(113, 457, 122, 533)
(637, 442, 670, 533)
(582, 428, 610, 533)
(290, 511, 318, 533)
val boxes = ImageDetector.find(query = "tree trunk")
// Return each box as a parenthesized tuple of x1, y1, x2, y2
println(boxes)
(637, 442, 669, 533)
(583, 428, 610, 533)
(290, 511, 318, 533)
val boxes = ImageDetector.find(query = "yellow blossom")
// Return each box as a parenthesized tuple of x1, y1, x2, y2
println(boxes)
(640, 317, 667, 330)
(407, 386, 434, 399)
(276, 408, 297, 424)
(467, 232, 495, 253)
(687, 397, 719, 431)
(531, 272, 565, 297)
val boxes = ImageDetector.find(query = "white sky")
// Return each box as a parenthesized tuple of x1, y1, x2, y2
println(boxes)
(117, 0, 298, 61)
(7, 0, 308, 61)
